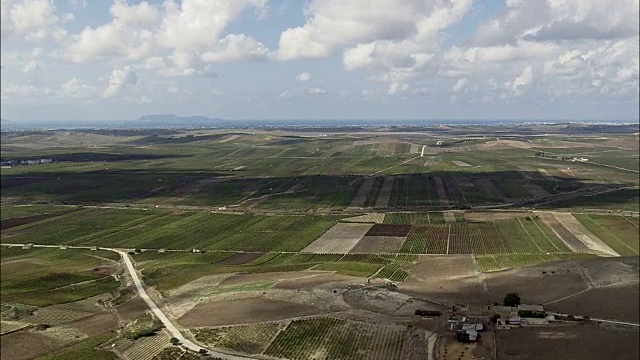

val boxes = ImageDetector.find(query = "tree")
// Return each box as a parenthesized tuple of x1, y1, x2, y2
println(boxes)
(503, 292, 521, 307)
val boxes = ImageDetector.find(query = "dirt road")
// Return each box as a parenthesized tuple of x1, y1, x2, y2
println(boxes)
(1, 243, 249, 360)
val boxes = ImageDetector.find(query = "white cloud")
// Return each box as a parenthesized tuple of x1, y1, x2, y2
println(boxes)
(506, 66, 533, 93)
(277, 0, 472, 61)
(62, 0, 269, 75)
(2, 0, 69, 42)
(387, 82, 409, 95)
(1, 83, 52, 97)
(103, 65, 137, 98)
(59, 77, 95, 99)
(295, 71, 311, 82)
(307, 87, 327, 94)
(452, 78, 467, 92)
(21, 59, 40, 73)
(137, 95, 152, 104)
(279, 89, 292, 98)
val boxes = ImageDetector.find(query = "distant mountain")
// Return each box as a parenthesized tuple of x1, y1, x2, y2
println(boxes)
(136, 114, 223, 126)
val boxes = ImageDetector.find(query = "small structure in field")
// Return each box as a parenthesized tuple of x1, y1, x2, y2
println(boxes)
(457, 328, 477, 342)
(507, 316, 521, 326)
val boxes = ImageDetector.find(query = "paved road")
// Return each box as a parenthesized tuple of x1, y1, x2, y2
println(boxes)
(1, 243, 250, 359)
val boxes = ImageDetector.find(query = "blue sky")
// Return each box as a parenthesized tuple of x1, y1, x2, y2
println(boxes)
(1, 0, 638, 122)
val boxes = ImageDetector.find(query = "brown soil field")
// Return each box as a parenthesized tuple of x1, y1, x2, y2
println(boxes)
(484, 269, 588, 305)
(496, 325, 639, 360)
(399, 255, 488, 304)
(68, 312, 118, 337)
(366, 224, 412, 237)
(216, 252, 264, 265)
(464, 211, 532, 222)
(0, 330, 63, 360)
(218, 271, 329, 287)
(539, 213, 590, 252)
(274, 273, 361, 289)
(302, 223, 372, 253)
(408, 255, 477, 280)
(177, 297, 322, 327)
(116, 297, 148, 321)
(349, 236, 406, 253)
(547, 283, 640, 323)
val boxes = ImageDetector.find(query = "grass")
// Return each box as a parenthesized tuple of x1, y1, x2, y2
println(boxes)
(572, 214, 639, 256)
(313, 262, 382, 277)
(1, 204, 76, 220)
(3, 210, 342, 252)
(1, 248, 121, 306)
(474, 253, 598, 272)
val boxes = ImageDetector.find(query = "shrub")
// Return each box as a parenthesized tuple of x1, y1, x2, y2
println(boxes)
(503, 292, 521, 307)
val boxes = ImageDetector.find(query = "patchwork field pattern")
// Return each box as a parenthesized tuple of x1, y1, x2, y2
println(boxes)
(302, 223, 373, 253)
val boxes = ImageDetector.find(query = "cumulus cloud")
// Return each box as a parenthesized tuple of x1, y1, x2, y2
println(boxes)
(2, 0, 69, 42)
(295, 71, 311, 82)
(277, 0, 472, 61)
(62, 0, 270, 73)
(103, 66, 137, 98)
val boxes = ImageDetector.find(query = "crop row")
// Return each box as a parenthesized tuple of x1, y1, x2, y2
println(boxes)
(193, 322, 285, 354)
(264, 317, 408, 360)
(123, 331, 170, 360)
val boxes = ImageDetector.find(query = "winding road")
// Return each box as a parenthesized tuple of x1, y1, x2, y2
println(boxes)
(1, 243, 250, 360)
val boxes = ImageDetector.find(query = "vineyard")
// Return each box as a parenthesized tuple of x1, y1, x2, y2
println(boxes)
(264, 317, 409, 360)
(193, 322, 286, 354)
(123, 330, 170, 360)
(24, 294, 110, 325)
(395, 217, 573, 255)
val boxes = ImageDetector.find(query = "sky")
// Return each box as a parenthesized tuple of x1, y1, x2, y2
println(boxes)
(1, 0, 639, 122)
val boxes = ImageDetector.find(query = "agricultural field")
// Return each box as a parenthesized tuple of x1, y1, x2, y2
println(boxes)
(264, 317, 410, 360)
(2, 126, 639, 359)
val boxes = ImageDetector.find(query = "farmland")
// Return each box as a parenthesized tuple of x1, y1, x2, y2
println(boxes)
(2, 125, 639, 359)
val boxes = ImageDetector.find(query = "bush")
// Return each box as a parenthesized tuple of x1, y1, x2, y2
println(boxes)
(518, 310, 546, 318)
(503, 292, 521, 307)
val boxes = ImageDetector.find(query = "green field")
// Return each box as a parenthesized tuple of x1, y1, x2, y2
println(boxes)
(1, 248, 120, 307)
